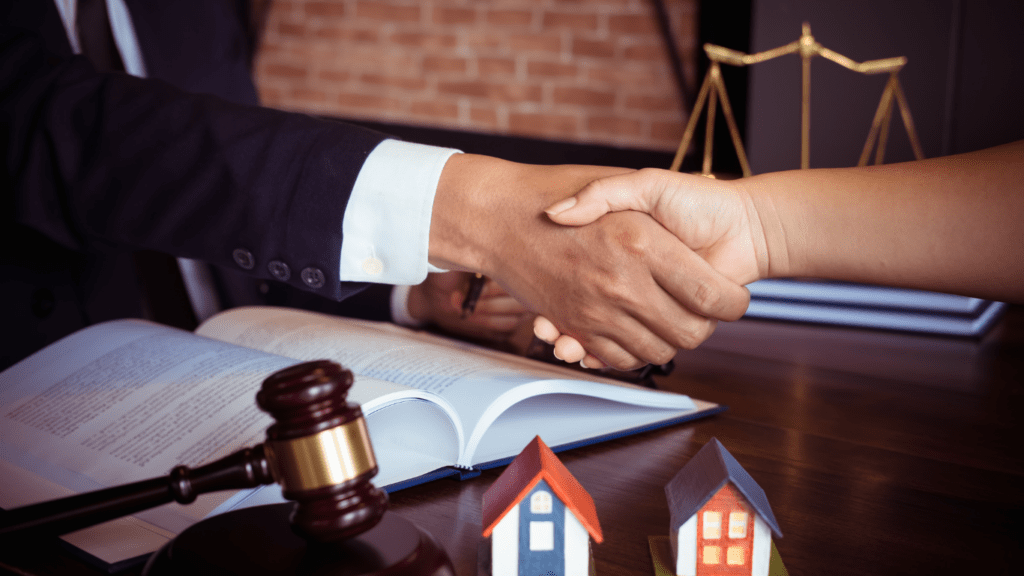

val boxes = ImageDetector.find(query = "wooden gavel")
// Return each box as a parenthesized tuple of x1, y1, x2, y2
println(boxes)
(0, 359, 388, 544)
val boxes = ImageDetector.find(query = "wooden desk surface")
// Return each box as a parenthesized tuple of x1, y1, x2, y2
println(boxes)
(389, 306, 1024, 576)
(4, 307, 1023, 576)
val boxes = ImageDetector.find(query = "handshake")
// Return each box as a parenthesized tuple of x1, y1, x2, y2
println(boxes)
(533, 168, 764, 370)
(428, 141, 1023, 370)
(427, 156, 765, 372)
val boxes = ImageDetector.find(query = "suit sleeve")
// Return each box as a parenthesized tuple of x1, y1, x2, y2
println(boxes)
(0, 25, 389, 302)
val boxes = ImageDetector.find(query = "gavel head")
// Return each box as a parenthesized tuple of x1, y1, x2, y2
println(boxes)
(256, 360, 388, 543)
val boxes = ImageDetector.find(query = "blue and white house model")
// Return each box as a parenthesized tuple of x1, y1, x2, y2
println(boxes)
(482, 436, 603, 576)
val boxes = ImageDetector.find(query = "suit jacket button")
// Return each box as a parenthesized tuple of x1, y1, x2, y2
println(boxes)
(301, 267, 326, 289)
(268, 260, 291, 281)
(233, 248, 255, 270)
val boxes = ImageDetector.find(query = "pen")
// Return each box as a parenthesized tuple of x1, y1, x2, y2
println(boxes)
(461, 273, 486, 318)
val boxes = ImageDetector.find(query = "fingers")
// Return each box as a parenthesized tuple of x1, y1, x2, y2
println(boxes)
(553, 335, 586, 363)
(531, 211, 742, 369)
(418, 272, 532, 341)
(536, 316, 638, 370)
(535, 313, 648, 369)
(468, 285, 529, 332)
(649, 239, 751, 323)
(471, 314, 523, 333)
(464, 296, 530, 332)
(616, 232, 740, 355)
(556, 338, 608, 370)
(480, 279, 511, 298)
(580, 354, 606, 370)
(547, 216, 744, 368)
(581, 214, 733, 363)
(472, 293, 528, 316)
(545, 168, 665, 226)
(533, 316, 560, 343)
(626, 291, 719, 355)
(576, 336, 647, 370)
(567, 299, 675, 369)
(442, 276, 527, 317)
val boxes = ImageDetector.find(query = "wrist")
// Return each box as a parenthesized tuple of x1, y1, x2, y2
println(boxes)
(428, 154, 505, 275)
(429, 155, 594, 277)
(735, 175, 789, 280)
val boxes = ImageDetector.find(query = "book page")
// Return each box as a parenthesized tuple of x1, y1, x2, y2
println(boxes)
(0, 321, 294, 532)
(471, 396, 720, 466)
(0, 319, 460, 563)
(198, 307, 698, 467)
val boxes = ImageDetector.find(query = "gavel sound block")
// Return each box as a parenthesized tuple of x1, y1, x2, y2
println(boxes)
(0, 360, 454, 576)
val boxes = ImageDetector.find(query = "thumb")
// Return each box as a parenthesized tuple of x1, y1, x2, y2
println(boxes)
(544, 171, 658, 226)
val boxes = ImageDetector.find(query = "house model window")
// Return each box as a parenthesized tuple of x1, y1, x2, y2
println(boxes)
(529, 521, 554, 551)
(530, 490, 553, 514)
(727, 545, 746, 565)
(702, 511, 721, 539)
(729, 511, 748, 538)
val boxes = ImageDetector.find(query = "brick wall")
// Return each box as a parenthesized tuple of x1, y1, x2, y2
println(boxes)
(255, 0, 698, 152)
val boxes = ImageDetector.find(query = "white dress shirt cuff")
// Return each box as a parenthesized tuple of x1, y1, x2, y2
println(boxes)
(340, 139, 460, 284)
(389, 284, 427, 328)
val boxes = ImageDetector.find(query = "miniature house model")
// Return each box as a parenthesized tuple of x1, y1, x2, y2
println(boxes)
(665, 438, 782, 576)
(482, 436, 603, 576)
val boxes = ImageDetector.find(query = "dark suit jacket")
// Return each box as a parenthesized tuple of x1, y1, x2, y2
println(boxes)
(0, 0, 397, 369)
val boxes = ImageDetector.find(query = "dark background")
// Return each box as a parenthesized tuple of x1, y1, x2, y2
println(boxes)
(745, 0, 1024, 173)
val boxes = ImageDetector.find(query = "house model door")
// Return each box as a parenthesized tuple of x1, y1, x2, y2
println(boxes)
(518, 482, 565, 575)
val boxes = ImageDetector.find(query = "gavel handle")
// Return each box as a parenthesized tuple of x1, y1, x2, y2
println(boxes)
(0, 445, 273, 543)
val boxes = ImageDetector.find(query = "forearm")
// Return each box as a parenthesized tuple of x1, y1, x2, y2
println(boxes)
(743, 141, 1024, 302)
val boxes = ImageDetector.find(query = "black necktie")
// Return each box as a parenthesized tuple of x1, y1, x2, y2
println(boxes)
(75, 0, 199, 330)
(76, 0, 125, 72)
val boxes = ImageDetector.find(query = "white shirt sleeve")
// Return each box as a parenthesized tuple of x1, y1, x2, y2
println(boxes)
(389, 284, 427, 328)
(340, 139, 461, 285)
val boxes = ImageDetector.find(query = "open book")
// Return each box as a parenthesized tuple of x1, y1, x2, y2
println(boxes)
(0, 306, 721, 569)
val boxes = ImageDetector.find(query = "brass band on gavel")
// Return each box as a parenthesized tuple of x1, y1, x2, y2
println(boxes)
(265, 416, 377, 492)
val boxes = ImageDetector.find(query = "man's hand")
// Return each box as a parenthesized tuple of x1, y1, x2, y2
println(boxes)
(534, 168, 767, 367)
(428, 157, 750, 370)
(407, 272, 531, 345)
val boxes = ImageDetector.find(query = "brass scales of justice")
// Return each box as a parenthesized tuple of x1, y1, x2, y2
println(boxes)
(673, 22, 926, 177)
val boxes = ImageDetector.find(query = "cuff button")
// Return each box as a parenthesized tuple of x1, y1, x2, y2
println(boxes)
(268, 260, 291, 281)
(361, 257, 384, 276)
(301, 267, 326, 289)
(232, 248, 255, 270)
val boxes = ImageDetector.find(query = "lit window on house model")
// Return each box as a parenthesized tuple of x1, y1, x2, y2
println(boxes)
(729, 511, 749, 538)
(530, 490, 552, 514)
(703, 511, 721, 539)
